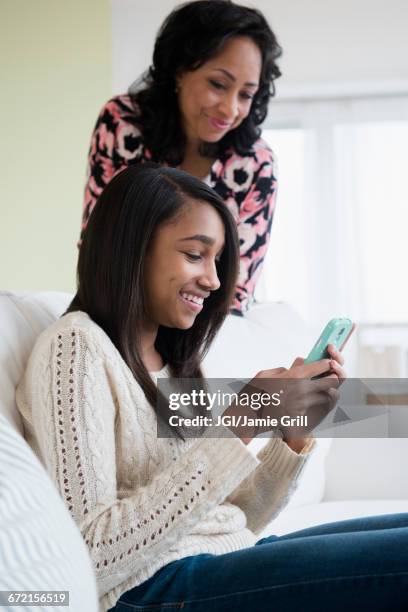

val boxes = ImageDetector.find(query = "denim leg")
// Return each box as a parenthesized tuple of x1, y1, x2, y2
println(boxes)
(275, 511, 408, 540)
(254, 511, 408, 546)
(111, 513, 408, 612)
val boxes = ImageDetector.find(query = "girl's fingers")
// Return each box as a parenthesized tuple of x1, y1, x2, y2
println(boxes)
(293, 359, 332, 379)
(327, 343, 344, 366)
(329, 359, 347, 380)
(271, 367, 288, 375)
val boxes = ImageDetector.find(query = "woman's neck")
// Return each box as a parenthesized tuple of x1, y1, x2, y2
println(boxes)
(179, 140, 215, 180)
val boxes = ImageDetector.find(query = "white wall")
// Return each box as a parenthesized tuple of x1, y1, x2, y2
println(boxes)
(111, 0, 408, 98)
(0, 1, 112, 292)
(3, 1, 407, 292)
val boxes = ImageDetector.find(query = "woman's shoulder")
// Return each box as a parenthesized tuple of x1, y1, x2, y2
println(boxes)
(224, 137, 276, 167)
(95, 94, 143, 137)
(93, 94, 146, 161)
(98, 93, 139, 121)
(215, 138, 277, 190)
(251, 137, 277, 165)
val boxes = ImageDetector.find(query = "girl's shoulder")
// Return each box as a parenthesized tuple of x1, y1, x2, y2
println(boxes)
(30, 311, 113, 362)
(28, 312, 170, 378)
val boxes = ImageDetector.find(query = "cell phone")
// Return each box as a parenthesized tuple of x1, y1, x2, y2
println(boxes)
(304, 318, 355, 365)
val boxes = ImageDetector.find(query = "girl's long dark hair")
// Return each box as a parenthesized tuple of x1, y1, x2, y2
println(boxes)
(66, 163, 239, 439)
(129, 0, 282, 165)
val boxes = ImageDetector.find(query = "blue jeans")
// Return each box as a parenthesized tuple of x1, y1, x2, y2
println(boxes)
(108, 513, 408, 611)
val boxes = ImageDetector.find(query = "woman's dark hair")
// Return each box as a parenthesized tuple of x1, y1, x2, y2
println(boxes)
(129, 0, 282, 165)
(66, 163, 239, 439)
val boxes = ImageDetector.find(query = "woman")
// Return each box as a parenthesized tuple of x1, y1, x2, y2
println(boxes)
(82, 0, 282, 315)
(17, 165, 408, 611)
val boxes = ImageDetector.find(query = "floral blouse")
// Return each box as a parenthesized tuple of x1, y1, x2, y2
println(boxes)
(82, 95, 278, 314)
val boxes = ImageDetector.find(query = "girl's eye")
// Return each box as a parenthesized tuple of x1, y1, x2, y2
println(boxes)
(240, 91, 254, 101)
(185, 253, 202, 262)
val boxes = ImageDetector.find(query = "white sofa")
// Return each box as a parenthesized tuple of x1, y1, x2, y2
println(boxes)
(1, 290, 407, 607)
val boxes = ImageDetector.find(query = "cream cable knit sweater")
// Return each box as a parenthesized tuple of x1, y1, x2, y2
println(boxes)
(16, 312, 315, 612)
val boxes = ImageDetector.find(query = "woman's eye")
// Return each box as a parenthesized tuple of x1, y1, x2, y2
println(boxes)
(185, 253, 202, 262)
(209, 80, 225, 90)
(240, 91, 254, 101)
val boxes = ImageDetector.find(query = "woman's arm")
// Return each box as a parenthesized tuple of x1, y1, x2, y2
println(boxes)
(26, 325, 259, 597)
(81, 96, 144, 242)
(227, 143, 278, 314)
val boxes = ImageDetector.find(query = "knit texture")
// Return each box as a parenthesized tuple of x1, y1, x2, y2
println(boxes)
(16, 312, 314, 611)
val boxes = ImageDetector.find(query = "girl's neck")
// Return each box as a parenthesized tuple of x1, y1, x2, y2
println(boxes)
(140, 324, 164, 372)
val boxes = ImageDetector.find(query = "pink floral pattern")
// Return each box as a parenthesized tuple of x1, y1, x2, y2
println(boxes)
(82, 95, 278, 314)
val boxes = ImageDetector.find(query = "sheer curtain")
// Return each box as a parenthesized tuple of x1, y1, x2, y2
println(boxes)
(256, 95, 408, 374)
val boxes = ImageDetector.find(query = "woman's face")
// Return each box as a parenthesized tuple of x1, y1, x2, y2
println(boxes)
(144, 199, 225, 330)
(177, 36, 262, 145)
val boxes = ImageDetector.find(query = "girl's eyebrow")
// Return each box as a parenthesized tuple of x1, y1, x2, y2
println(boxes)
(177, 234, 215, 246)
(212, 68, 259, 88)
(178, 235, 225, 256)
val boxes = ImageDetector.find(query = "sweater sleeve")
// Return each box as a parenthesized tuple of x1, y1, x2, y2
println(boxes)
(81, 95, 144, 243)
(230, 143, 278, 314)
(29, 326, 259, 597)
(226, 436, 316, 535)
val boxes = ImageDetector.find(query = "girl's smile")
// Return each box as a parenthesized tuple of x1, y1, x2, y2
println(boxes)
(144, 199, 225, 330)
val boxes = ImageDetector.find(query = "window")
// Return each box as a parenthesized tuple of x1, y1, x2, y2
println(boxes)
(255, 96, 408, 375)
(255, 128, 309, 319)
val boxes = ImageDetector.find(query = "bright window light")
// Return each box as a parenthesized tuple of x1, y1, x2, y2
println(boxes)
(335, 121, 408, 323)
(255, 128, 310, 319)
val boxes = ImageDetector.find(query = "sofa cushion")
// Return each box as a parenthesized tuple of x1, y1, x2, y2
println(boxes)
(324, 434, 408, 501)
(261, 499, 408, 537)
(203, 301, 313, 378)
(0, 414, 98, 610)
(0, 291, 72, 433)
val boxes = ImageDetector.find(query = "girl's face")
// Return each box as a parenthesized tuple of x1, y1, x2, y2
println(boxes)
(176, 36, 262, 145)
(144, 200, 225, 330)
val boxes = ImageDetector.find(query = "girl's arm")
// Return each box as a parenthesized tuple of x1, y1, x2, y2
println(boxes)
(26, 325, 259, 597)
(226, 436, 315, 535)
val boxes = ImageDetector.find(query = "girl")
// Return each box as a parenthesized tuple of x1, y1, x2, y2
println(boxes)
(18, 165, 408, 611)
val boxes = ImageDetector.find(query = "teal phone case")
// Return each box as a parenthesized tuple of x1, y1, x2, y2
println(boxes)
(304, 318, 353, 364)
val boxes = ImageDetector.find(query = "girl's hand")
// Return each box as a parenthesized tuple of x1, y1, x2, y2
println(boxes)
(226, 348, 348, 449)
(251, 355, 345, 443)
(326, 343, 346, 382)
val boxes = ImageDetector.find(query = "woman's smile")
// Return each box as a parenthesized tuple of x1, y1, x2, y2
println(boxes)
(177, 36, 261, 145)
(203, 112, 233, 132)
